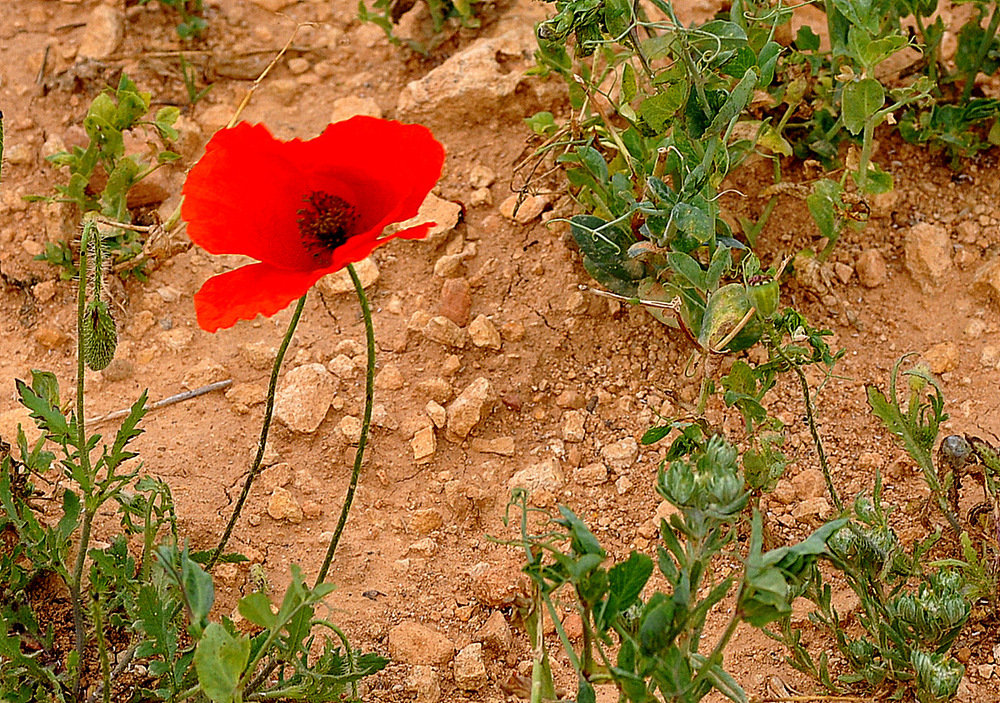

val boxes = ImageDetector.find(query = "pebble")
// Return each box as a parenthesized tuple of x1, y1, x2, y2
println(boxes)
(555, 390, 587, 409)
(411, 425, 436, 463)
(78, 5, 124, 59)
(499, 193, 548, 224)
(182, 357, 227, 389)
(415, 377, 453, 403)
(422, 316, 467, 348)
(337, 415, 363, 444)
(409, 508, 443, 534)
(375, 363, 405, 390)
(965, 318, 987, 338)
(101, 358, 134, 383)
(790, 469, 826, 501)
(398, 192, 463, 245)
(33, 327, 69, 348)
(468, 561, 523, 606)
(225, 383, 264, 413)
(316, 256, 379, 295)
(562, 410, 586, 442)
(791, 496, 831, 523)
(433, 252, 466, 278)
(469, 436, 516, 456)
(273, 363, 336, 433)
(4, 142, 33, 165)
(440, 278, 471, 326)
(476, 610, 513, 652)
(601, 437, 639, 471)
(855, 248, 887, 287)
(904, 222, 952, 291)
(833, 262, 853, 284)
(469, 188, 492, 207)
(981, 345, 1000, 368)
(573, 463, 608, 486)
(240, 341, 278, 370)
(446, 377, 495, 439)
(407, 665, 441, 703)
(389, 621, 456, 665)
(250, 0, 297, 9)
(425, 400, 447, 428)
(469, 164, 496, 189)
(923, 341, 959, 373)
(508, 458, 564, 494)
(330, 96, 383, 122)
(286, 57, 310, 74)
(442, 355, 461, 376)
(973, 259, 1000, 310)
(408, 537, 438, 557)
(454, 644, 488, 690)
(326, 354, 356, 378)
(266, 487, 303, 523)
(468, 314, 501, 350)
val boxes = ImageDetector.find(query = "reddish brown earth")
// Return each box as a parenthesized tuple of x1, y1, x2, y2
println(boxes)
(3, 0, 1000, 701)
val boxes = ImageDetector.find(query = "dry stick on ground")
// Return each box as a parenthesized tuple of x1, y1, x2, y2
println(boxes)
(85, 380, 232, 426)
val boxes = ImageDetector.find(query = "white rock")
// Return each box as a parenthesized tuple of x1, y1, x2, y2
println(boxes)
(446, 377, 495, 440)
(78, 5, 124, 59)
(274, 364, 336, 433)
(469, 315, 501, 350)
(316, 257, 379, 296)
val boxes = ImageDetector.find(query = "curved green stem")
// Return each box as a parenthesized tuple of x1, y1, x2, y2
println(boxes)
(208, 294, 307, 570)
(315, 264, 373, 586)
(70, 220, 98, 699)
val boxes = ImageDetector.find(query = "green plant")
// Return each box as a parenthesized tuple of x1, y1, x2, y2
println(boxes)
(768, 474, 970, 702)
(507, 434, 845, 702)
(0, 217, 386, 699)
(29, 75, 180, 280)
(180, 54, 213, 106)
(359, 0, 483, 54)
(141, 0, 208, 39)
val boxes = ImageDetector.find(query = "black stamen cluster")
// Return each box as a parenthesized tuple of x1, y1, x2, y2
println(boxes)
(297, 191, 359, 255)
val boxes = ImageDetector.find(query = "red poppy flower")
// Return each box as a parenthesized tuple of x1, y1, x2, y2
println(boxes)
(181, 117, 445, 332)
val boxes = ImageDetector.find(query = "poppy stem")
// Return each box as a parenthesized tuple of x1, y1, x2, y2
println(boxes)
(207, 293, 307, 571)
(316, 263, 373, 586)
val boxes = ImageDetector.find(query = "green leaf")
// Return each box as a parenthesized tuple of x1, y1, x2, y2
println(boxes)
(603, 0, 632, 38)
(806, 179, 841, 241)
(237, 592, 276, 629)
(194, 623, 250, 703)
(606, 552, 653, 616)
(639, 83, 688, 132)
(570, 215, 643, 296)
(842, 78, 884, 135)
(621, 63, 637, 105)
(796, 26, 821, 51)
(708, 68, 757, 136)
(15, 378, 71, 442)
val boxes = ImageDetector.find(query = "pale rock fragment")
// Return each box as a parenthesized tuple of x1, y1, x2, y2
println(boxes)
(446, 377, 494, 439)
(274, 363, 336, 433)
(316, 256, 379, 295)
(468, 314, 501, 350)
(454, 644, 488, 690)
(266, 487, 303, 523)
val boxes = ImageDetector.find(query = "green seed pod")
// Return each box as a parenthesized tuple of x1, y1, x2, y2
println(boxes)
(747, 277, 779, 319)
(83, 299, 117, 371)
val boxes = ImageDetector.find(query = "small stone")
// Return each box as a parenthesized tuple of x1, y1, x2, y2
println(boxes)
(78, 5, 124, 59)
(501, 320, 526, 341)
(499, 194, 548, 224)
(250, 0, 296, 9)
(316, 256, 379, 295)
(408, 537, 438, 557)
(446, 377, 495, 440)
(973, 259, 1000, 310)
(375, 363, 405, 390)
(454, 643, 488, 691)
(476, 610, 513, 652)
(791, 469, 826, 501)
(562, 410, 586, 442)
(160, 328, 194, 352)
(241, 341, 278, 371)
(287, 57, 310, 74)
(469, 164, 496, 189)
(469, 188, 492, 207)
(924, 341, 959, 374)
(412, 425, 437, 463)
(182, 357, 227, 389)
(981, 345, 1000, 368)
(329, 96, 383, 122)
(468, 561, 523, 606)
(33, 327, 69, 348)
(326, 354, 356, 378)
(601, 437, 639, 471)
(408, 665, 441, 703)
(266, 487, 303, 523)
(904, 222, 952, 291)
(574, 462, 608, 486)
(101, 358, 134, 382)
(397, 192, 463, 245)
(415, 377, 452, 403)
(616, 475, 633, 494)
(41, 134, 66, 161)
(408, 310, 434, 332)
(337, 415, 363, 444)
(508, 458, 563, 494)
(425, 400, 447, 428)
(440, 278, 472, 326)
(225, 382, 264, 411)
(274, 363, 336, 433)
(469, 436, 516, 456)
(791, 496, 831, 522)
(442, 355, 461, 376)
(856, 249, 887, 287)
(833, 262, 853, 285)
(410, 508, 443, 534)
(4, 143, 33, 165)
(422, 316, 467, 348)
(389, 622, 456, 665)
(433, 252, 465, 278)
(965, 318, 987, 338)
(156, 286, 182, 303)
(468, 315, 501, 350)
(555, 390, 587, 409)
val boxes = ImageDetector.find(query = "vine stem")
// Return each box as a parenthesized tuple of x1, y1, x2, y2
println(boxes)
(70, 220, 98, 700)
(207, 294, 307, 570)
(315, 263, 373, 586)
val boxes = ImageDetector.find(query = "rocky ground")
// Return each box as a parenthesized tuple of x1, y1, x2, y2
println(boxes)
(4, 0, 1000, 701)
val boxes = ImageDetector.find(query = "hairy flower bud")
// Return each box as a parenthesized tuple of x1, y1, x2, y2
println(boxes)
(82, 299, 117, 371)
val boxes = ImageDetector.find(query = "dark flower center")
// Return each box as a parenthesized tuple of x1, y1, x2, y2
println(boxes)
(297, 191, 359, 255)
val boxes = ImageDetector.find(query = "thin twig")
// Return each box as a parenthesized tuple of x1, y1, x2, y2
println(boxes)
(85, 380, 232, 426)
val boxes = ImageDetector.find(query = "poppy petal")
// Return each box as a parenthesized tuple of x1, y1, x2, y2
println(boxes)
(182, 124, 352, 271)
(288, 117, 446, 238)
(193, 262, 326, 332)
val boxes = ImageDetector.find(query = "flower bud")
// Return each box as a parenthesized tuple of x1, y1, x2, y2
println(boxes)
(83, 299, 117, 371)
